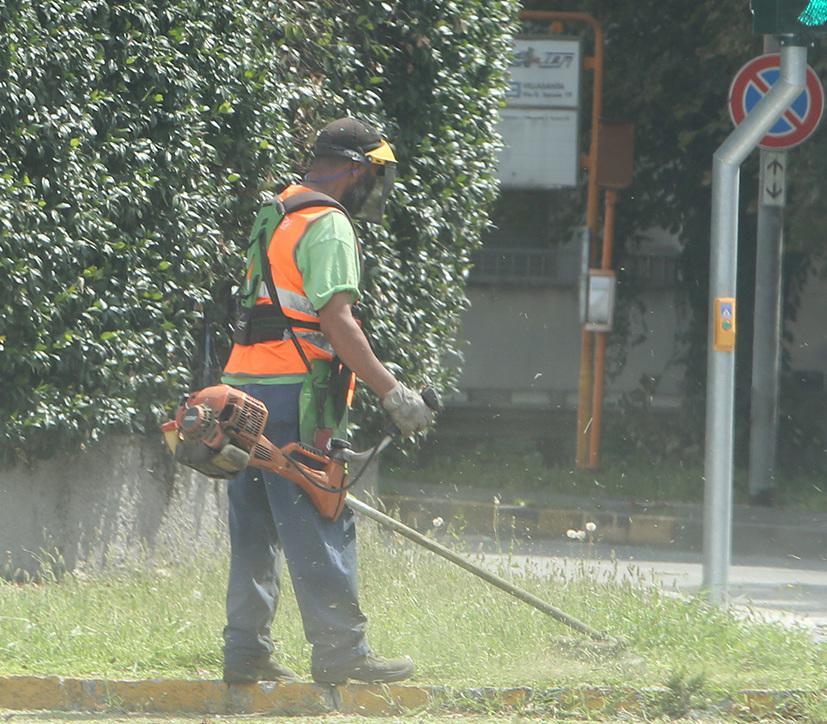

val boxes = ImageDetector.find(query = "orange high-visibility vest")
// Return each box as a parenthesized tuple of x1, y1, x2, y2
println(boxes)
(223, 184, 346, 378)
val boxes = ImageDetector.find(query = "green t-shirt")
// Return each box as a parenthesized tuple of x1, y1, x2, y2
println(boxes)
(221, 209, 361, 386)
(297, 210, 362, 311)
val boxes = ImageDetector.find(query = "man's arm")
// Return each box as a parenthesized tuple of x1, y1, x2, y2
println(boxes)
(318, 291, 397, 398)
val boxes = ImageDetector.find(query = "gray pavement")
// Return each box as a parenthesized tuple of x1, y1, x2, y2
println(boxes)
(382, 480, 827, 642)
(478, 539, 827, 643)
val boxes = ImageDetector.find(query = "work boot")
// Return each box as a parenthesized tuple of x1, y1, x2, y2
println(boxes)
(223, 656, 300, 685)
(312, 653, 414, 685)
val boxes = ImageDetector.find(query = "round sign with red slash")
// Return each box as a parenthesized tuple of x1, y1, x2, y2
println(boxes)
(729, 53, 825, 150)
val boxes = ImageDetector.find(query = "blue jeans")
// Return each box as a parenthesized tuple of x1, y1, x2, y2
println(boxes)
(222, 383, 369, 671)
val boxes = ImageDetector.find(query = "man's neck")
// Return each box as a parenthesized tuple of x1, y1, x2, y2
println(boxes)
(303, 179, 334, 197)
(303, 174, 348, 202)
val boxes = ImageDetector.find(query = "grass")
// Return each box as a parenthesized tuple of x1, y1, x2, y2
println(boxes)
(0, 716, 578, 723)
(0, 524, 825, 706)
(384, 444, 704, 504)
(383, 438, 827, 511)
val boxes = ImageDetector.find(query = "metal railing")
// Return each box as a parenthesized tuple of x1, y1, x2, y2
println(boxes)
(621, 254, 679, 288)
(469, 246, 577, 286)
(469, 246, 678, 288)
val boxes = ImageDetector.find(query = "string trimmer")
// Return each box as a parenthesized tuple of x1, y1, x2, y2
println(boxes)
(161, 384, 608, 640)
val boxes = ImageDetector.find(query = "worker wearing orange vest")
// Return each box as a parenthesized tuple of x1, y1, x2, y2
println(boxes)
(221, 118, 434, 686)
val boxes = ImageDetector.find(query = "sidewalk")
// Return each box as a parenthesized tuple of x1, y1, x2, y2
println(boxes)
(0, 676, 812, 719)
(378, 480, 827, 559)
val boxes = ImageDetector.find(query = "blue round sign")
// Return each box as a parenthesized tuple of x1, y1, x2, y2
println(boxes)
(729, 53, 825, 149)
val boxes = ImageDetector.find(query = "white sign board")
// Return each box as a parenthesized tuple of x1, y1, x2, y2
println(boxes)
(760, 150, 786, 207)
(584, 270, 617, 332)
(497, 37, 582, 189)
(497, 109, 579, 189)
(507, 38, 581, 109)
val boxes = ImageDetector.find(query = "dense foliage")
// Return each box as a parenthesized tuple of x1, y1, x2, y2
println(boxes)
(524, 0, 827, 469)
(590, 0, 827, 467)
(0, 0, 519, 461)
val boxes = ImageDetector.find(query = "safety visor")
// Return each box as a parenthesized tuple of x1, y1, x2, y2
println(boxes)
(357, 156, 397, 225)
(364, 139, 397, 166)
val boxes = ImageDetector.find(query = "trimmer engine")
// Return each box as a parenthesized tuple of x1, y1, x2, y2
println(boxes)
(162, 385, 348, 520)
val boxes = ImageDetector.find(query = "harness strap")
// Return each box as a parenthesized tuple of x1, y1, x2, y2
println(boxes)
(254, 190, 350, 373)
(281, 191, 349, 217)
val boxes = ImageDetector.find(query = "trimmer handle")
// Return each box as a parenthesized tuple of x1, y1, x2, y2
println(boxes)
(384, 386, 442, 438)
(421, 386, 443, 413)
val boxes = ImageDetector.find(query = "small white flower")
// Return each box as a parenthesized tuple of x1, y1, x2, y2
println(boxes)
(567, 529, 586, 541)
(566, 529, 578, 539)
(432, 517, 444, 529)
(585, 521, 597, 532)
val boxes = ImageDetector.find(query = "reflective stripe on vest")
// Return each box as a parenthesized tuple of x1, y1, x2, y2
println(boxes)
(256, 284, 319, 319)
(243, 325, 334, 356)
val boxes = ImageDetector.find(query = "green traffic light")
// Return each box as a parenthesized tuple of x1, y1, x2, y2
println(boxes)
(798, 0, 827, 26)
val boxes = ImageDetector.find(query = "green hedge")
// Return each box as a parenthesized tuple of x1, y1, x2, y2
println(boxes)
(0, 0, 519, 462)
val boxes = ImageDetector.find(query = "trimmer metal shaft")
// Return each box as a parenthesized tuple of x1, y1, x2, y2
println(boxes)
(346, 495, 609, 641)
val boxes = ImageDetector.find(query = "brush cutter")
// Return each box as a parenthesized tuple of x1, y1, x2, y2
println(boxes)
(161, 384, 610, 641)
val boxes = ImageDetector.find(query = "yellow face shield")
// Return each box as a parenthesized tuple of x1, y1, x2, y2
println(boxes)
(364, 139, 397, 165)
(359, 139, 398, 225)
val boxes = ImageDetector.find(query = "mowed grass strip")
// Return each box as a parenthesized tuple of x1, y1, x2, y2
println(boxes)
(0, 524, 824, 695)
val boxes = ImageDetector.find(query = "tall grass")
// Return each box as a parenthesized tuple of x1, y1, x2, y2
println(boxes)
(0, 521, 824, 695)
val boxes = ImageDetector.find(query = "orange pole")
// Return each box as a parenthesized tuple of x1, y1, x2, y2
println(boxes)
(599, 190, 618, 271)
(520, 11, 604, 468)
(578, 330, 594, 459)
(588, 189, 619, 469)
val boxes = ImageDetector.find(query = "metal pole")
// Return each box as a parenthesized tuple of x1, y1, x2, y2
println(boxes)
(520, 11, 605, 468)
(703, 44, 807, 606)
(577, 332, 594, 462)
(748, 37, 785, 504)
(345, 495, 609, 641)
(588, 189, 619, 469)
(748, 154, 785, 502)
(578, 18, 604, 468)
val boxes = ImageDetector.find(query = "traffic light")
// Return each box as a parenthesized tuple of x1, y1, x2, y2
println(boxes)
(752, 0, 827, 36)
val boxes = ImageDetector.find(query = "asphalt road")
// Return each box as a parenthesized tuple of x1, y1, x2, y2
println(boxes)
(478, 539, 827, 643)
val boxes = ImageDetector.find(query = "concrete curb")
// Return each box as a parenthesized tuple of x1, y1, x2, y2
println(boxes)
(0, 677, 821, 718)
(380, 494, 678, 547)
(378, 494, 827, 557)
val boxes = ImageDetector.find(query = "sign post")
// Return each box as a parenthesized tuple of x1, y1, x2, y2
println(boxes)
(703, 43, 808, 606)
(728, 47, 824, 503)
(517, 10, 606, 470)
(497, 37, 583, 189)
(760, 151, 787, 206)
(748, 147, 786, 503)
(729, 42, 825, 503)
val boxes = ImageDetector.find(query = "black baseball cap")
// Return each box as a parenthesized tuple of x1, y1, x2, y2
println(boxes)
(313, 117, 386, 163)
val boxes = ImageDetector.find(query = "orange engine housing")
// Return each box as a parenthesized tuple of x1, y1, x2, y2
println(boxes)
(164, 385, 348, 520)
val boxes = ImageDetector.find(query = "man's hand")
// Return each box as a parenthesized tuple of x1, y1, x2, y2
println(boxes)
(381, 383, 434, 436)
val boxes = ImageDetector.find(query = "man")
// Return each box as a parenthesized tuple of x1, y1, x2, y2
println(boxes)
(220, 117, 434, 685)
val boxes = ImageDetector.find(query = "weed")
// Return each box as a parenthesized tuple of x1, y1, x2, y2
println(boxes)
(0, 521, 824, 698)
(659, 669, 708, 718)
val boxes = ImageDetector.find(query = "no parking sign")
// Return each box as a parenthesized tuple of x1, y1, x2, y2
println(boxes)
(729, 53, 825, 149)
